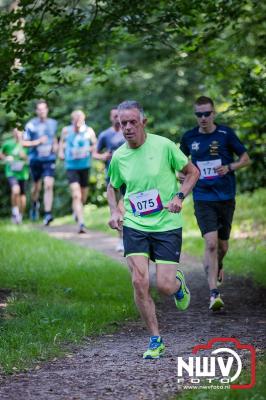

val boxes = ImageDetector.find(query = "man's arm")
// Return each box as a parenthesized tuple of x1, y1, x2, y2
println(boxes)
(58, 128, 67, 160)
(23, 136, 47, 147)
(216, 152, 250, 176)
(93, 150, 112, 161)
(107, 183, 123, 231)
(166, 161, 199, 213)
(92, 132, 112, 161)
(180, 161, 200, 196)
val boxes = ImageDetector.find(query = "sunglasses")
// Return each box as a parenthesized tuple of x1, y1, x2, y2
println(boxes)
(195, 111, 213, 118)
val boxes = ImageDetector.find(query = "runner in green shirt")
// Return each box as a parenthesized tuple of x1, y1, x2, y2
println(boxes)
(107, 100, 199, 359)
(0, 128, 29, 223)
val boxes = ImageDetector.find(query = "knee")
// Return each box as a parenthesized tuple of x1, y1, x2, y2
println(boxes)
(44, 182, 53, 191)
(157, 279, 174, 296)
(72, 190, 81, 202)
(206, 240, 218, 254)
(32, 184, 40, 194)
(12, 185, 20, 196)
(132, 274, 149, 298)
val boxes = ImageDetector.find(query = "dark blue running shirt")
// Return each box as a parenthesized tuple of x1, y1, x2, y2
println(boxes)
(180, 125, 246, 201)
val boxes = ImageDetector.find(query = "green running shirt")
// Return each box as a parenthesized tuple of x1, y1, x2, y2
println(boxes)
(1, 139, 29, 180)
(108, 133, 188, 232)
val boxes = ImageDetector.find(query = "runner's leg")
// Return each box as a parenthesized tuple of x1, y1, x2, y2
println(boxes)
(218, 238, 228, 269)
(70, 182, 84, 225)
(11, 184, 20, 210)
(20, 194, 26, 216)
(203, 231, 218, 290)
(43, 176, 54, 213)
(127, 255, 159, 336)
(81, 187, 88, 205)
(156, 263, 180, 295)
(31, 180, 42, 203)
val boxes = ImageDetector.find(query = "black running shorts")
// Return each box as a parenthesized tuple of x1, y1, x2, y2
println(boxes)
(194, 199, 235, 240)
(30, 160, 56, 182)
(67, 168, 90, 188)
(123, 226, 182, 264)
(8, 177, 27, 195)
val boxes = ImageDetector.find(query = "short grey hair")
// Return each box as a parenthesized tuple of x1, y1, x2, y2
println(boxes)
(117, 100, 145, 120)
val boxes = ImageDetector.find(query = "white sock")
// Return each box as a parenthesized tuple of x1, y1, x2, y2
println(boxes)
(12, 206, 19, 216)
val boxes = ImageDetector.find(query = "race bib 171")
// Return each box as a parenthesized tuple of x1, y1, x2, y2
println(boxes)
(129, 189, 163, 217)
(197, 159, 222, 180)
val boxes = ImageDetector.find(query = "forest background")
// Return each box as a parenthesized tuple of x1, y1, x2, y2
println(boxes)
(0, 0, 265, 216)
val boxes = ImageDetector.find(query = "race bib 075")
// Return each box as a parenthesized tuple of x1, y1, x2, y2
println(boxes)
(197, 159, 222, 180)
(129, 189, 163, 217)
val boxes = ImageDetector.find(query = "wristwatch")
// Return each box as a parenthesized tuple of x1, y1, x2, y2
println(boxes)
(176, 192, 185, 200)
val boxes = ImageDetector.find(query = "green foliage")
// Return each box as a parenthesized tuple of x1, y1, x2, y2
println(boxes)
(0, 0, 265, 192)
(0, 224, 136, 373)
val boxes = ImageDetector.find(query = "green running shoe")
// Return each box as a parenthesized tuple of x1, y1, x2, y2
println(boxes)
(143, 336, 165, 359)
(209, 293, 224, 311)
(174, 270, 190, 311)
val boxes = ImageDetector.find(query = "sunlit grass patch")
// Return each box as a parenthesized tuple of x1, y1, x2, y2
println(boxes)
(0, 225, 136, 373)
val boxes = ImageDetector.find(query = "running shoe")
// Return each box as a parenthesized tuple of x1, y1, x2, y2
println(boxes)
(174, 270, 190, 311)
(78, 223, 88, 234)
(11, 212, 22, 224)
(209, 293, 224, 311)
(43, 213, 54, 226)
(143, 336, 165, 359)
(30, 201, 40, 221)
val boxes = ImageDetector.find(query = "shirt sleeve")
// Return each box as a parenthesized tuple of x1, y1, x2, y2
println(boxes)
(108, 155, 124, 189)
(96, 132, 105, 152)
(227, 128, 247, 156)
(168, 140, 188, 172)
(24, 122, 33, 141)
(179, 133, 190, 156)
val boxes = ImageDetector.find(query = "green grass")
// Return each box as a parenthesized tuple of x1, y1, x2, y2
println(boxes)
(70, 189, 266, 286)
(176, 356, 266, 400)
(0, 224, 137, 373)
(54, 204, 117, 236)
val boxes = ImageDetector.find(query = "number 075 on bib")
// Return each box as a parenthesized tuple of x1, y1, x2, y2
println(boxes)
(129, 189, 163, 217)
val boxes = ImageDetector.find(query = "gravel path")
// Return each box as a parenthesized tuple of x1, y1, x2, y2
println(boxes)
(0, 225, 265, 400)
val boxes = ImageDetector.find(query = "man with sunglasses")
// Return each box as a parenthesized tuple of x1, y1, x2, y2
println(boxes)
(180, 96, 250, 311)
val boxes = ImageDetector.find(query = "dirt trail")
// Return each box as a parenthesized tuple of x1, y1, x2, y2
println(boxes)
(0, 225, 265, 400)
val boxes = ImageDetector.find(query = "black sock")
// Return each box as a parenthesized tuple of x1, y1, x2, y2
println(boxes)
(210, 288, 219, 297)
